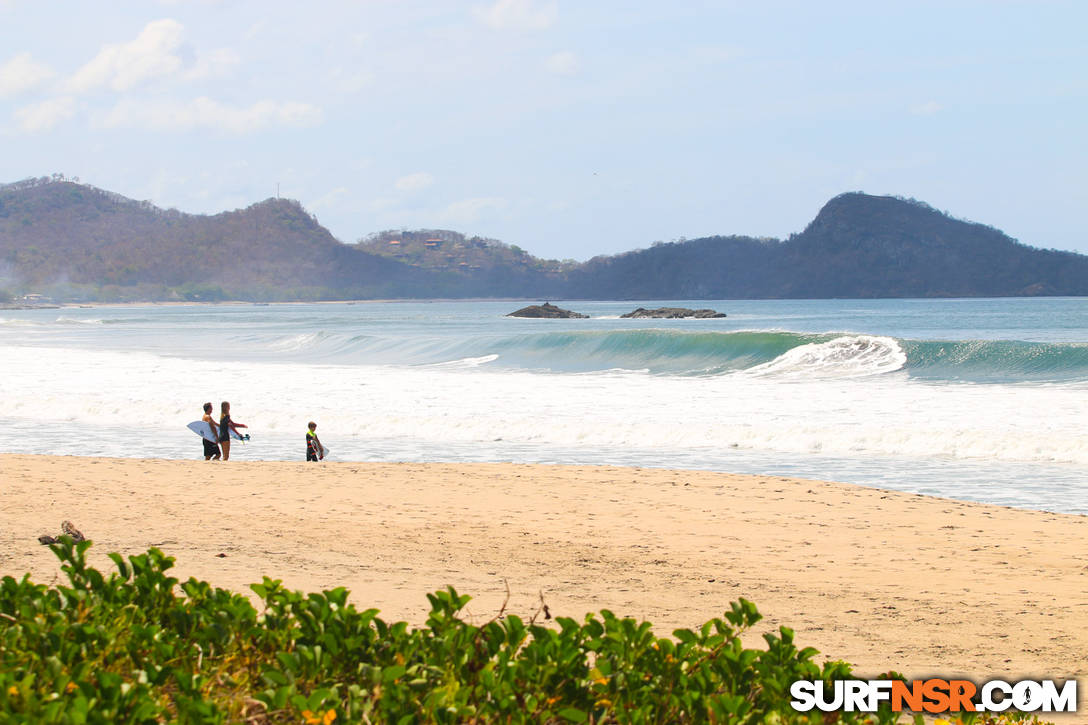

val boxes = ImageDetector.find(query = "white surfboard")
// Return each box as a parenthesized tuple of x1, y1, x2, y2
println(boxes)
(187, 420, 248, 443)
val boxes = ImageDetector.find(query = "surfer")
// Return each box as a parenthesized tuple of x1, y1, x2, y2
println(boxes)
(201, 402, 221, 461)
(306, 422, 324, 462)
(218, 401, 248, 461)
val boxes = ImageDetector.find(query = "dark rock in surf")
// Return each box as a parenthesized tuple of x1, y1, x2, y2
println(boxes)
(620, 307, 726, 319)
(507, 303, 589, 319)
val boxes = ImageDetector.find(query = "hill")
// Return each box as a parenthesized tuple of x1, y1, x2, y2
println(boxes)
(561, 194, 1088, 299)
(354, 228, 570, 298)
(778, 193, 1088, 297)
(0, 178, 437, 301)
(356, 229, 567, 274)
(1, 178, 1085, 301)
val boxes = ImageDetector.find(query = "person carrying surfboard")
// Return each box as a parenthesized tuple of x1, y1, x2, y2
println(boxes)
(201, 402, 221, 461)
(306, 421, 325, 462)
(218, 401, 248, 461)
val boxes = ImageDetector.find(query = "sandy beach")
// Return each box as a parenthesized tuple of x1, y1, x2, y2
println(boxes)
(2, 454, 1085, 698)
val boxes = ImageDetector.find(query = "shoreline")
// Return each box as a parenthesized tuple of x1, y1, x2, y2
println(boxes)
(0, 297, 557, 310)
(2, 453, 1086, 715)
(3, 296, 1086, 311)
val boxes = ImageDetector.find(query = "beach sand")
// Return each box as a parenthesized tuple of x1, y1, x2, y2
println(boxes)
(2, 454, 1085, 709)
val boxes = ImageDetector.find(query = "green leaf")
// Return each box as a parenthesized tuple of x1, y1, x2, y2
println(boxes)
(558, 706, 588, 723)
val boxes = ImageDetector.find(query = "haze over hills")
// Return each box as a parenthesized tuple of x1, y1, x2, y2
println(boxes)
(0, 177, 440, 301)
(1, 176, 1085, 302)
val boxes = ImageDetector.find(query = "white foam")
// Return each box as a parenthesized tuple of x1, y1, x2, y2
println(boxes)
(2, 344, 1085, 468)
(267, 332, 325, 351)
(745, 335, 907, 378)
(426, 354, 499, 368)
(55, 316, 104, 325)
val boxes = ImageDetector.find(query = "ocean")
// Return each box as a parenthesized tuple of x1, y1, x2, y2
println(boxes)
(1, 298, 1085, 514)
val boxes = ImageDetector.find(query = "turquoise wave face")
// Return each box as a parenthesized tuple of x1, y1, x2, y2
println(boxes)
(901, 339, 1088, 382)
(484, 330, 830, 374)
(13, 308, 1085, 382)
(478, 331, 1088, 381)
(231, 328, 1088, 382)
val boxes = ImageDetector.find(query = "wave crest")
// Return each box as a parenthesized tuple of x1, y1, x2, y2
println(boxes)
(745, 336, 907, 378)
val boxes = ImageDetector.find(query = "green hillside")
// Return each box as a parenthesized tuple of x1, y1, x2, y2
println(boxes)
(2, 178, 1085, 301)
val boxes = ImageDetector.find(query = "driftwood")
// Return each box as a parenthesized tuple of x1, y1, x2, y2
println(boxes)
(38, 520, 86, 545)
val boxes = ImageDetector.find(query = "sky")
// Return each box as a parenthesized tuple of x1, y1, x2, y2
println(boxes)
(1, 0, 1085, 260)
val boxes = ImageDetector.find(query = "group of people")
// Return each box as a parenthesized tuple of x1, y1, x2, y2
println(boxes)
(200, 401, 248, 461)
(200, 401, 325, 462)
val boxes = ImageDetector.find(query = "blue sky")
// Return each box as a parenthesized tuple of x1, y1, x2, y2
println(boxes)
(1, 0, 1085, 259)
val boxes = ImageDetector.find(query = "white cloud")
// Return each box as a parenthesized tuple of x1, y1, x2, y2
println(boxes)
(0, 53, 56, 97)
(67, 18, 237, 93)
(911, 100, 942, 116)
(183, 48, 240, 81)
(473, 0, 557, 31)
(69, 19, 186, 92)
(544, 51, 578, 75)
(441, 196, 507, 224)
(13, 97, 76, 131)
(96, 97, 324, 133)
(395, 172, 436, 192)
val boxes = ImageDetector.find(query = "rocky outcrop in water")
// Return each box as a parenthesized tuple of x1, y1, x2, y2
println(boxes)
(620, 307, 726, 319)
(507, 303, 589, 319)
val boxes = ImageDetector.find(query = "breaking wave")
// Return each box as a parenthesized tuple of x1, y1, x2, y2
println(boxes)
(242, 328, 1088, 382)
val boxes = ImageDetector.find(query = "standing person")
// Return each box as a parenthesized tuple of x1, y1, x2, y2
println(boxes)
(201, 402, 220, 461)
(218, 401, 248, 461)
(306, 422, 324, 462)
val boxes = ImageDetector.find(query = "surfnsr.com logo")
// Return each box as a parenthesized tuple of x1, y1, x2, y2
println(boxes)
(790, 679, 1077, 714)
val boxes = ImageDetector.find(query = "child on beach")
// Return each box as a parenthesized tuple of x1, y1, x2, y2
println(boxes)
(218, 401, 248, 461)
(306, 422, 324, 462)
(201, 402, 220, 461)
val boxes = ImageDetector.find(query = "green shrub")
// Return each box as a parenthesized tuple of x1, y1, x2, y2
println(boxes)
(0, 539, 1050, 724)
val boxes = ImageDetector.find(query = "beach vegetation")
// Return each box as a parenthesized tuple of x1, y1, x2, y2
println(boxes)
(0, 539, 1054, 724)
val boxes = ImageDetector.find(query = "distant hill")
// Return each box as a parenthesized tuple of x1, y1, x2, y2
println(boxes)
(1, 178, 1085, 301)
(354, 228, 570, 298)
(777, 193, 1088, 297)
(356, 229, 565, 273)
(0, 178, 437, 301)
(562, 194, 1088, 299)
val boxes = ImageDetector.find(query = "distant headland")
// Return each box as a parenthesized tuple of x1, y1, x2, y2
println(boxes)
(1, 176, 1085, 302)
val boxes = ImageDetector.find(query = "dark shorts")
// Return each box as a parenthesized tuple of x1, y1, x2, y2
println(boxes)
(307, 449, 319, 462)
(203, 438, 220, 457)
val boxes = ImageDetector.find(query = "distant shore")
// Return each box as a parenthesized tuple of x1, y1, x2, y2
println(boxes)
(0, 297, 555, 310)
(2, 454, 1086, 691)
